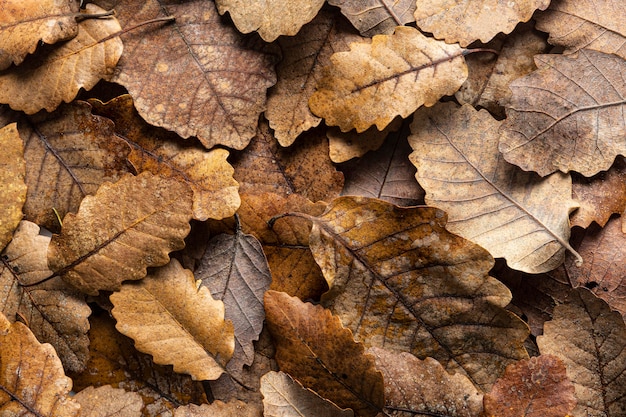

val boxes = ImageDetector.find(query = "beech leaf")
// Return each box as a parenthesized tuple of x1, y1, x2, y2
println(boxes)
(0, 123, 26, 252)
(111, 259, 235, 381)
(174, 401, 261, 417)
(328, 0, 416, 37)
(74, 385, 143, 417)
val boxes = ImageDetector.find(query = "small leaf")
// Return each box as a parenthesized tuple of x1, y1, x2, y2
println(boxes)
(328, 0, 416, 37)
(0, 122, 26, 252)
(74, 385, 143, 417)
(174, 401, 261, 417)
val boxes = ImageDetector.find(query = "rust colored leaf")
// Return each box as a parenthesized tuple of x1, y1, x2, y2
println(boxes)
(48, 172, 193, 295)
(369, 347, 483, 417)
(409, 102, 580, 273)
(111, 259, 235, 381)
(107, 0, 278, 150)
(328, 116, 402, 163)
(0, 221, 90, 372)
(309, 26, 468, 132)
(74, 385, 143, 417)
(264, 290, 384, 417)
(484, 355, 576, 417)
(0, 123, 26, 252)
(499, 49, 626, 177)
(537, 288, 626, 417)
(0, 315, 80, 416)
(174, 401, 261, 417)
(328, 0, 416, 37)
(414, 0, 550, 46)
(89, 95, 239, 221)
(0, 4, 123, 114)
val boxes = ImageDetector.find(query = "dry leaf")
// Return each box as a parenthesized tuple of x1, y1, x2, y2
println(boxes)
(264, 290, 385, 417)
(414, 0, 550, 46)
(48, 172, 193, 295)
(74, 385, 143, 417)
(537, 288, 626, 417)
(328, 0, 416, 37)
(0, 4, 123, 114)
(261, 371, 354, 417)
(0, 123, 26, 252)
(409, 102, 580, 273)
(111, 259, 235, 381)
(369, 347, 483, 417)
(499, 49, 626, 177)
(309, 25, 468, 132)
(484, 355, 576, 417)
(174, 401, 261, 417)
(328, 116, 402, 163)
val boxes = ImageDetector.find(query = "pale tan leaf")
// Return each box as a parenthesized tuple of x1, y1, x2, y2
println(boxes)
(328, 116, 402, 163)
(0, 123, 26, 252)
(328, 0, 416, 37)
(174, 401, 261, 417)
(74, 385, 143, 417)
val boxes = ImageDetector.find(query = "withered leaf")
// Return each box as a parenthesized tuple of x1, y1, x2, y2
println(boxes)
(264, 290, 385, 417)
(74, 385, 143, 417)
(0, 4, 123, 114)
(414, 0, 550, 46)
(499, 49, 626, 177)
(309, 26, 468, 132)
(328, 116, 402, 163)
(174, 401, 261, 417)
(409, 102, 580, 273)
(48, 172, 193, 295)
(111, 259, 235, 381)
(328, 0, 416, 37)
(0, 123, 26, 252)
(537, 289, 626, 417)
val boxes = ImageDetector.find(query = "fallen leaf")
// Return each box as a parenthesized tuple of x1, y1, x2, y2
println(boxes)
(174, 401, 261, 417)
(0, 4, 123, 114)
(328, 116, 402, 163)
(261, 371, 354, 417)
(74, 385, 143, 417)
(264, 290, 385, 417)
(111, 259, 235, 381)
(48, 172, 193, 295)
(309, 25, 468, 132)
(537, 288, 626, 417)
(414, 0, 550, 46)
(0, 123, 26, 252)
(484, 355, 576, 417)
(409, 102, 580, 273)
(499, 49, 626, 177)
(328, 0, 416, 37)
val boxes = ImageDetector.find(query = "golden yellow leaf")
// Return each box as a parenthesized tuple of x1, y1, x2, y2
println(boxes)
(74, 385, 143, 417)
(328, 0, 416, 37)
(0, 122, 26, 252)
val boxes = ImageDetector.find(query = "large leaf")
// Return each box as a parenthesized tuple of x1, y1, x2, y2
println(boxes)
(0, 123, 26, 252)
(409, 102, 580, 273)
(328, 0, 416, 37)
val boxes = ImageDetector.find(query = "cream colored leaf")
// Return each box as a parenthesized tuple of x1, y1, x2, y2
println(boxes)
(328, 0, 416, 37)
(0, 123, 26, 252)
(74, 386, 143, 417)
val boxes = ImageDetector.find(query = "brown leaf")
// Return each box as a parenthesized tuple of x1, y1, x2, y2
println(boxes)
(260, 371, 354, 417)
(499, 49, 626, 177)
(0, 220, 90, 372)
(0, 123, 26, 252)
(74, 385, 143, 417)
(111, 259, 234, 381)
(327, 0, 416, 37)
(89, 95, 239, 221)
(106, 0, 279, 150)
(48, 172, 193, 295)
(264, 290, 385, 417)
(484, 355, 576, 417)
(328, 116, 402, 163)
(414, 0, 550, 46)
(174, 401, 261, 417)
(369, 347, 483, 417)
(0, 4, 123, 114)
(409, 102, 580, 273)
(537, 288, 626, 417)
(0, 315, 80, 416)
(308, 26, 468, 132)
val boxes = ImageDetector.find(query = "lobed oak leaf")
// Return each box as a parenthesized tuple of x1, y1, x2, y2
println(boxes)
(73, 385, 143, 417)
(328, 0, 416, 37)
(174, 401, 261, 417)
(110, 259, 235, 381)
(409, 102, 580, 273)
(499, 49, 626, 177)
(264, 290, 385, 417)
(328, 116, 402, 163)
(48, 172, 193, 295)
(308, 25, 468, 132)
(0, 4, 123, 114)
(0, 123, 26, 252)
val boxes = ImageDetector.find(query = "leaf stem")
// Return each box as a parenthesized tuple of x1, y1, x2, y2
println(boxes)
(267, 212, 314, 229)
(74, 9, 116, 22)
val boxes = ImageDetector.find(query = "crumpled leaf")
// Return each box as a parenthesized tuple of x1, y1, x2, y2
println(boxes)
(328, 0, 416, 37)
(0, 4, 123, 114)
(409, 102, 580, 273)
(484, 355, 576, 417)
(414, 0, 550, 46)
(328, 116, 402, 163)
(309, 25, 468, 132)
(260, 371, 354, 417)
(111, 259, 235, 381)
(174, 401, 261, 417)
(74, 385, 143, 417)
(0, 123, 26, 252)
(48, 172, 193, 295)
(537, 288, 626, 417)
(0, 314, 81, 416)
(0, 0, 79, 70)
(499, 49, 626, 177)
(0, 220, 90, 372)
(264, 290, 385, 417)
(369, 347, 483, 417)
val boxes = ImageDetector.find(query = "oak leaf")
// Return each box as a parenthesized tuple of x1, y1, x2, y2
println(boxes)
(328, 0, 416, 37)
(328, 116, 402, 163)
(174, 401, 261, 417)
(499, 49, 626, 177)
(308, 25, 468, 132)
(409, 102, 580, 273)
(48, 172, 193, 295)
(0, 123, 26, 252)
(264, 290, 385, 417)
(111, 259, 235, 381)
(74, 386, 143, 417)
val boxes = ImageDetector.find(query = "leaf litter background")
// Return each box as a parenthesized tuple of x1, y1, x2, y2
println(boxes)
(0, 0, 625, 416)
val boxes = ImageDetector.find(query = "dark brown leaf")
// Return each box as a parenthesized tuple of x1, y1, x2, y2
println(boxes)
(327, 0, 416, 37)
